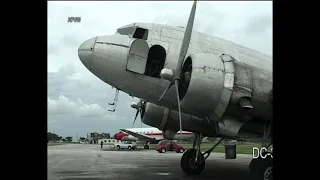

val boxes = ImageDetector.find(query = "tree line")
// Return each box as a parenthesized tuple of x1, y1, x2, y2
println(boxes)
(47, 132, 85, 143)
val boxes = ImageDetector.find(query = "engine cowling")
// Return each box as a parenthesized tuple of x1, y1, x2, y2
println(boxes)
(178, 53, 235, 121)
(141, 102, 217, 137)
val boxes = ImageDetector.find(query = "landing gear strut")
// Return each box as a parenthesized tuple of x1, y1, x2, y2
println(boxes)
(144, 141, 149, 149)
(180, 132, 224, 175)
(248, 122, 273, 180)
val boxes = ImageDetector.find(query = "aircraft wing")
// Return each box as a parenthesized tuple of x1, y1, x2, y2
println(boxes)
(119, 129, 157, 140)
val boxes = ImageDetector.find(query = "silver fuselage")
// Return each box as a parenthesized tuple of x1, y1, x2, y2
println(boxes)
(78, 22, 272, 142)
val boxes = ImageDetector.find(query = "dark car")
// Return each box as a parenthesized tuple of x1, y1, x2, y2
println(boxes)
(156, 140, 185, 153)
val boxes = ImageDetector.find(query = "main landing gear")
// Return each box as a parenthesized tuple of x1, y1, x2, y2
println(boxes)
(181, 128, 272, 180)
(248, 122, 273, 180)
(180, 133, 224, 175)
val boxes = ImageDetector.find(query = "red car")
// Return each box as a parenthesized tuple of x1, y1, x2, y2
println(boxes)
(156, 140, 185, 153)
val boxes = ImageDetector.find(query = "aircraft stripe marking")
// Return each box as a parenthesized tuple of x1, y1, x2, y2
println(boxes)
(124, 132, 193, 136)
(95, 42, 130, 48)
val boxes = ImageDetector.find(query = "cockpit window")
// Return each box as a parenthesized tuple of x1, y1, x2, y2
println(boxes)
(116, 25, 149, 40)
(133, 27, 148, 40)
(116, 27, 135, 36)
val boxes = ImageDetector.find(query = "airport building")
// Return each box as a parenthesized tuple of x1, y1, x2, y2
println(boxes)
(87, 132, 111, 144)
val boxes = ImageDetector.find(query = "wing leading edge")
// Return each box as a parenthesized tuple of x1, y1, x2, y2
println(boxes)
(119, 129, 161, 141)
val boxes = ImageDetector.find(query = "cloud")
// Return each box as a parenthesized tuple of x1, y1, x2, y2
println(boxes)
(48, 95, 109, 118)
(47, 1, 272, 137)
(244, 13, 272, 35)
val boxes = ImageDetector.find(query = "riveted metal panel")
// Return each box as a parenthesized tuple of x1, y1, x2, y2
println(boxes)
(224, 61, 235, 73)
(206, 54, 235, 124)
(234, 62, 253, 91)
(161, 27, 184, 41)
(214, 101, 227, 118)
(209, 113, 220, 123)
(221, 54, 234, 62)
(220, 88, 233, 106)
(224, 73, 234, 90)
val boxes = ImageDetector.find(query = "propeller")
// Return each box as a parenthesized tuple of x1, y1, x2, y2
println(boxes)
(158, 0, 197, 135)
(131, 99, 146, 127)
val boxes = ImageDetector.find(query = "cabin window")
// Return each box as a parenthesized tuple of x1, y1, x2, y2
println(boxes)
(133, 27, 149, 40)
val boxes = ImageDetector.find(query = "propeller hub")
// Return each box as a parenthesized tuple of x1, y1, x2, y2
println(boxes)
(131, 102, 139, 109)
(160, 68, 174, 81)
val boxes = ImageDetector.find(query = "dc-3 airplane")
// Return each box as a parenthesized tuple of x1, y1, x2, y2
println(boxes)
(78, 1, 272, 180)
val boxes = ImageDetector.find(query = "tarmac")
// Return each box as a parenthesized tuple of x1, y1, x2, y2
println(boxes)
(48, 144, 252, 180)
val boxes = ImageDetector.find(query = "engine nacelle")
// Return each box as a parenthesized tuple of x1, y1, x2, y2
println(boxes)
(141, 102, 217, 137)
(141, 102, 252, 139)
(178, 53, 235, 122)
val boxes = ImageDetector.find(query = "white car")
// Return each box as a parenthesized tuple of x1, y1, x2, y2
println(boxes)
(114, 141, 137, 150)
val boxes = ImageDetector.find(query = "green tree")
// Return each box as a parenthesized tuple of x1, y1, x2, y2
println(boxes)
(57, 136, 62, 141)
(65, 136, 73, 142)
(47, 132, 59, 142)
(79, 137, 86, 141)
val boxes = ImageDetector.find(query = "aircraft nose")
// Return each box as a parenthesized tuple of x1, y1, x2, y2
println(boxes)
(78, 37, 96, 69)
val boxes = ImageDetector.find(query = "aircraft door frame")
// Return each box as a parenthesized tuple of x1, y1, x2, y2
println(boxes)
(126, 39, 149, 74)
(150, 39, 169, 66)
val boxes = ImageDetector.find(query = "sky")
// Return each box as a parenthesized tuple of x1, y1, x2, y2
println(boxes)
(47, 1, 272, 139)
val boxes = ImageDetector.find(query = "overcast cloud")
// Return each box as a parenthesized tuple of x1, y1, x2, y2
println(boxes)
(47, 1, 272, 138)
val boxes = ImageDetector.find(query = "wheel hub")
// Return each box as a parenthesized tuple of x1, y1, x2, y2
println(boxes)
(264, 167, 273, 180)
(189, 157, 200, 169)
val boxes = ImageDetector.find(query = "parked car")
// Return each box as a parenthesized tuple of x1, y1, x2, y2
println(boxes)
(156, 140, 185, 153)
(114, 141, 137, 150)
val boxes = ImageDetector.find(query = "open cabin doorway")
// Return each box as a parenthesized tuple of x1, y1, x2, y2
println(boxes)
(144, 45, 166, 78)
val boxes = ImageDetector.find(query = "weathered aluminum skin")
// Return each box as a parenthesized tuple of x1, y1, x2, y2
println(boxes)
(141, 102, 217, 137)
(179, 54, 225, 117)
(141, 102, 270, 142)
(78, 22, 273, 142)
(225, 61, 273, 122)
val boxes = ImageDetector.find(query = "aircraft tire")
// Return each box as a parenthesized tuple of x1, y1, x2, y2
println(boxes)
(248, 156, 273, 180)
(181, 149, 205, 175)
(144, 145, 149, 149)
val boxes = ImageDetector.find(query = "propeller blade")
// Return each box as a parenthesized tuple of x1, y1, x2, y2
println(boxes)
(174, 80, 183, 135)
(159, 82, 174, 101)
(139, 108, 143, 119)
(159, 0, 197, 135)
(175, 0, 197, 75)
(132, 109, 140, 127)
